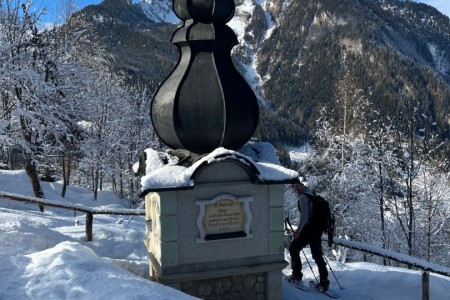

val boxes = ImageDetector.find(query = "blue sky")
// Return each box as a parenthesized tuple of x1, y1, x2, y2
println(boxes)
(34, 0, 102, 24)
(33, 0, 450, 24)
(34, 0, 139, 24)
(416, 0, 450, 16)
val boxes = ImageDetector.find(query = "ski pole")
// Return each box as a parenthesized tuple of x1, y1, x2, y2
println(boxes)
(285, 216, 294, 233)
(323, 254, 344, 290)
(302, 249, 318, 283)
(284, 217, 290, 233)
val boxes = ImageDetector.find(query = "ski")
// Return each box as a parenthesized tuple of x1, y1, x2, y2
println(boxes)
(309, 280, 340, 298)
(285, 276, 311, 292)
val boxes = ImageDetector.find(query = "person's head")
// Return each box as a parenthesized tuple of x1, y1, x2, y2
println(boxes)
(293, 182, 305, 194)
(293, 176, 308, 193)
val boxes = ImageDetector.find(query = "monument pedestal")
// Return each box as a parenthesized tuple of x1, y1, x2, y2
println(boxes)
(143, 150, 295, 299)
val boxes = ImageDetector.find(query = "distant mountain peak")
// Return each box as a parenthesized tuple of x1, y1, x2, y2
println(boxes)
(138, 0, 179, 24)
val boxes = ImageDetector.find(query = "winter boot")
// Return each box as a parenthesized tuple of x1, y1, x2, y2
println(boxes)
(286, 275, 309, 291)
(286, 274, 302, 283)
(291, 261, 303, 279)
(316, 278, 330, 291)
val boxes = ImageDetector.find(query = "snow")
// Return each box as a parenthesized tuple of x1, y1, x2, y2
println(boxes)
(227, 0, 275, 107)
(287, 144, 315, 163)
(428, 43, 449, 75)
(93, 14, 105, 23)
(283, 249, 450, 300)
(139, 0, 180, 24)
(139, 143, 299, 191)
(228, 0, 255, 42)
(0, 170, 196, 300)
(332, 237, 450, 277)
(1, 170, 450, 299)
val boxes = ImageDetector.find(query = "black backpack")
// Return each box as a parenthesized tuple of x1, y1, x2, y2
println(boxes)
(304, 194, 335, 247)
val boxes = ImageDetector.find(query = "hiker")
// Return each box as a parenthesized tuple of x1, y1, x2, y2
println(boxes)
(288, 177, 330, 291)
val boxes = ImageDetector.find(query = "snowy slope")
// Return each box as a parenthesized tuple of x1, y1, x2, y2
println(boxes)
(1, 170, 450, 299)
(138, 0, 179, 24)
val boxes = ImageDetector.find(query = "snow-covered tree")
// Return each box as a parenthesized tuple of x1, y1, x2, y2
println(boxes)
(295, 91, 450, 266)
(0, 0, 89, 209)
(72, 68, 158, 204)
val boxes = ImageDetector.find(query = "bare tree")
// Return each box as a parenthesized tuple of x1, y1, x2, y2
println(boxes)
(56, 0, 78, 24)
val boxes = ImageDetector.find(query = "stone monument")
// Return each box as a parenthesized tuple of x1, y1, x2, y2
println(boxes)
(140, 1, 298, 299)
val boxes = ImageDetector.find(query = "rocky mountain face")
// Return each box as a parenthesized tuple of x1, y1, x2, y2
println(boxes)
(67, 0, 178, 91)
(252, 0, 450, 144)
(67, 0, 450, 146)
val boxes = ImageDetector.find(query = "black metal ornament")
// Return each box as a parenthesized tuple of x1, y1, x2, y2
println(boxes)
(151, 0, 259, 155)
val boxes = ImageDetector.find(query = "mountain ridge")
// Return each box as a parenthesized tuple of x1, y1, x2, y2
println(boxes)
(67, 0, 450, 146)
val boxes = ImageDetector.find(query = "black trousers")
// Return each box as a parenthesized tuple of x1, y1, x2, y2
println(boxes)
(289, 225, 328, 281)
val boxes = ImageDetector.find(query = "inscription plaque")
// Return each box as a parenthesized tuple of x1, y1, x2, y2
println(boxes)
(196, 194, 253, 242)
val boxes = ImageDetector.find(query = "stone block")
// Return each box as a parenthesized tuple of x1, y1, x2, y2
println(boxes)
(268, 184, 284, 207)
(270, 207, 284, 232)
(160, 215, 178, 242)
(269, 231, 285, 255)
(161, 242, 178, 266)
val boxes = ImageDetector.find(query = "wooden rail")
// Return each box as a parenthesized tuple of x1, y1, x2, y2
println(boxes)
(0, 191, 145, 241)
(326, 236, 450, 300)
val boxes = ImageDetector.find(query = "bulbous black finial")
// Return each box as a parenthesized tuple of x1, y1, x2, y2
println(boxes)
(151, 0, 259, 155)
(173, 0, 235, 23)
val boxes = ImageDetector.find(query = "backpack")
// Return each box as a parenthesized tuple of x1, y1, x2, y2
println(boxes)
(304, 194, 335, 247)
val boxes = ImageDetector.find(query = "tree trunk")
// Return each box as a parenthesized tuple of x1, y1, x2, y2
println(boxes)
(130, 178, 134, 200)
(25, 158, 45, 212)
(341, 92, 347, 168)
(67, 153, 71, 186)
(99, 171, 103, 191)
(378, 162, 387, 266)
(61, 154, 67, 198)
(407, 127, 414, 256)
(112, 176, 117, 194)
(6, 146, 13, 170)
(93, 168, 99, 201)
(119, 172, 123, 198)
(91, 165, 95, 192)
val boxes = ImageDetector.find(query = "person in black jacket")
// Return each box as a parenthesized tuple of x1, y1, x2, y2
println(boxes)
(287, 179, 330, 291)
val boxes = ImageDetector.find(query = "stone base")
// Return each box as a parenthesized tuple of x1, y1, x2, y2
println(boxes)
(181, 272, 266, 300)
(154, 261, 286, 300)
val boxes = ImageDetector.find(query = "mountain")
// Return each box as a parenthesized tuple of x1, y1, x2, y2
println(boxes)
(66, 0, 179, 90)
(253, 0, 450, 143)
(65, 0, 450, 147)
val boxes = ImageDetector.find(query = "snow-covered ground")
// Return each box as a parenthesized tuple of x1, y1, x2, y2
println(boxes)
(1, 169, 450, 299)
(287, 144, 315, 164)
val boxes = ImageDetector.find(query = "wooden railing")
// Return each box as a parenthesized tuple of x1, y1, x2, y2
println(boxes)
(0, 191, 145, 241)
(326, 236, 450, 300)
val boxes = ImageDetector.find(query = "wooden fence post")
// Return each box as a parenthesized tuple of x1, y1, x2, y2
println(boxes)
(422, 271, 429, 300)
(86, 212, 93, 241)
